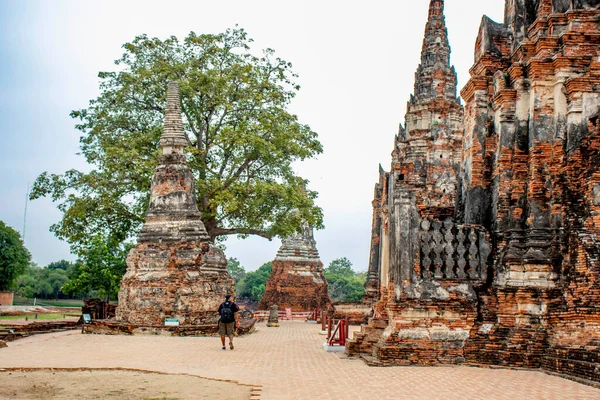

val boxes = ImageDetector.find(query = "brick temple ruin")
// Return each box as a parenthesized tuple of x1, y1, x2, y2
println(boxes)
(115, 81, 235, 328)
(259, 223, 332, 312)
(351, 0, 600, 385)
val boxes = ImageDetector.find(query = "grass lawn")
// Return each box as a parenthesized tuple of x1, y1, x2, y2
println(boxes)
(12, 296, 84, 308)
(0, 314, 79, 321)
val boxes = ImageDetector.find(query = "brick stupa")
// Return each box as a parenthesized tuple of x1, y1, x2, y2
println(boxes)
(116, 81, 234, 326)
(259, 223, 332, 312)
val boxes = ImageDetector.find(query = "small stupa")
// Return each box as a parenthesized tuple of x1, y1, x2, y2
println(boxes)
(116, 81, 234, 326)
(259, 223, 332, 312)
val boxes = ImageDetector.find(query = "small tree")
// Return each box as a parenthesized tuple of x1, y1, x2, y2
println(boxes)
(324, 257, 366, 302)
(0, 221, 31, 291)
(236, 261, 272, 302)
(62, 236, 132, 301)
(326, 257, 354, 276)
(227, 257, 246, 283)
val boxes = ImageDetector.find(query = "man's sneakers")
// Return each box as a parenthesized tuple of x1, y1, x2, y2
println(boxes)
(229, 341, 234, 350)
(222, 346, 226, 350)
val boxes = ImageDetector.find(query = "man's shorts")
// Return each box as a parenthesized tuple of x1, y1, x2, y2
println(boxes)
(218, 321, 235, 336)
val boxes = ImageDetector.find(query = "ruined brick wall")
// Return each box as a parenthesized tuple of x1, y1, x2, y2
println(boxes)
(0, 292, 13, 306)
(118, 242, 234, 325)
(462, 0, 600, 376)
(258, 259, 331, 312)
(544, 113, 600, 381)
(332, 302, 373, 325)
(375, 284, 478, 366)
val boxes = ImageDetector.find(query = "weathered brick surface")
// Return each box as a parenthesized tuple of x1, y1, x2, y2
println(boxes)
(116, 82, 234, 328)
(0, 291, 13, 306)
(354, 0, 600, 383)
(331, 302, 372, 325)
(259, 224, 332, 312)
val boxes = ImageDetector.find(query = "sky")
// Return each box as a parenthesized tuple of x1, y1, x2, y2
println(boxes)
(0, 0, 505, 272)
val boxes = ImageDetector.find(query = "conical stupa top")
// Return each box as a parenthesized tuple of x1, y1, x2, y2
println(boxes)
(275, 222, 320, 261)
(421, 0, 450, 67)
(412, 0, 458, 102)
(159, 81, 189, 153)
(137, 81, 210, 243)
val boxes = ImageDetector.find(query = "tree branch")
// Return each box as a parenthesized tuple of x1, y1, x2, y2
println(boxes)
(212, 227, 271, 239)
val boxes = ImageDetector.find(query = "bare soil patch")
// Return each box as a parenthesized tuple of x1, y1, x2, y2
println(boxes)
(0, 369, 252, 399)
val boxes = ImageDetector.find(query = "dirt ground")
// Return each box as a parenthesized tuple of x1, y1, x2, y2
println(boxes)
(0, 369, 251, 399)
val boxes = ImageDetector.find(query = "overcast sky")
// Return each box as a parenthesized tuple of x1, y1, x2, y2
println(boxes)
(0, 0, 505, 272)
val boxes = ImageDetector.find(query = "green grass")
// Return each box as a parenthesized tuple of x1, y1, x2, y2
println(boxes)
(0, 313, 79, 320)
(12, 296, 84, 308)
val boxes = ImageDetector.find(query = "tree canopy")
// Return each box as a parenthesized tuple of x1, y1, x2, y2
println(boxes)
(226, 257, 246, 283)
(235, 261, 272, 302)
(324, 257, 366, 303)
(0, 221, 31, 291)
(31, 27, 323, 251)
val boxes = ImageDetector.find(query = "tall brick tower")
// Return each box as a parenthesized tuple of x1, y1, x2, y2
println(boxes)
(116, 81, 234, 327)
(392, 0, 463, 217)
(259, 223, 332, 312)
(365, 0, 465, 298)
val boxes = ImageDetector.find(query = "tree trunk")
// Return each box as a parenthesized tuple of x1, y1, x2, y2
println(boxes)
(203, 216, 218, 243)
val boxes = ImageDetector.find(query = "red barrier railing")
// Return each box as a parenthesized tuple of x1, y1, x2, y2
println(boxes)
(253, 310, 314, 321)
(326, 317, 349, 346)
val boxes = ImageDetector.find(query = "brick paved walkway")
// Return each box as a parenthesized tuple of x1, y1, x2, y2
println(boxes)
(1, 321, 599, 399)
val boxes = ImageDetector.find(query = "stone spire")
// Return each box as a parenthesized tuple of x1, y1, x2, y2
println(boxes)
(159, 81, 189, 153)
(138, 81, 210, 243)
(274, 223, 320, 261)
(412, 0, 458, 103)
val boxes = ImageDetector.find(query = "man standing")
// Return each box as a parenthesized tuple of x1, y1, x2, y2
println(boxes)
(218, 294, 240, 350)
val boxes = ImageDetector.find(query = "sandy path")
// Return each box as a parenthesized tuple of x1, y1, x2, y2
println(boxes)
(0, 369, 251, 399)
(1, 321, 600, 399)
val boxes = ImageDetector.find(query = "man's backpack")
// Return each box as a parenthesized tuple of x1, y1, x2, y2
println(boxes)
(220, 302, 235, 323)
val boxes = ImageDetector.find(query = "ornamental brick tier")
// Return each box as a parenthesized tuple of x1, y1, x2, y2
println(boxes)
(350, 0, 600, 385)
(116, 81, 234, 326)
(258, 223, 332, 312)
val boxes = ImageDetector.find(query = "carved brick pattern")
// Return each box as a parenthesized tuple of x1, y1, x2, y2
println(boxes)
(418, 218, 487, 281)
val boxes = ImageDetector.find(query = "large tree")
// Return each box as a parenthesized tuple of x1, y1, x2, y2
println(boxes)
(0, 221, 31, 290)
(31, 28, 323, 251)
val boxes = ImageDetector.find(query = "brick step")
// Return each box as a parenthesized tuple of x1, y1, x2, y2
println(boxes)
(352, 332, 367, 340)
(361, 354, 384, 366)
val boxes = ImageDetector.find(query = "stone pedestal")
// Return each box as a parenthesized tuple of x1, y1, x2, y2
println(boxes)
(266, 305, 279, 327)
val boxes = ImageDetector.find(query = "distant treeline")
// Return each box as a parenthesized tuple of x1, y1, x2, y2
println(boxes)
(11, 260, 92, 300)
